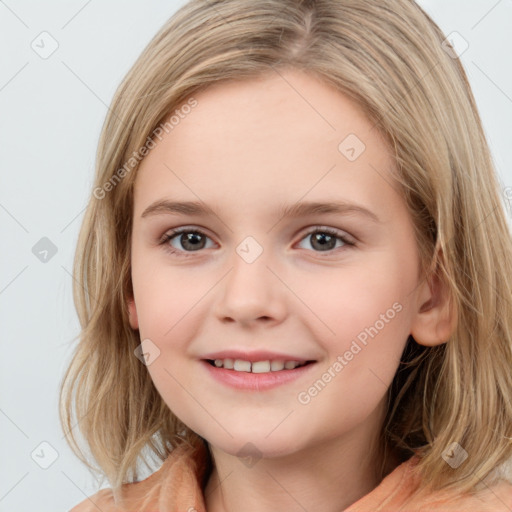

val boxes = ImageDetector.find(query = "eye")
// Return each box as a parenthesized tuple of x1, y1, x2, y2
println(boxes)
(296, 227, 355, 253)
(159, 227, 215, 257)
(159, 226, 355, 258)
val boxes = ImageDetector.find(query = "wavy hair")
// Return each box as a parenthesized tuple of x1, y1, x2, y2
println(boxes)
(59, 0, 512, 496)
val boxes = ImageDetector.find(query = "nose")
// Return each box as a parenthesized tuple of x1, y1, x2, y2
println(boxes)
(213, 247, 287, 327)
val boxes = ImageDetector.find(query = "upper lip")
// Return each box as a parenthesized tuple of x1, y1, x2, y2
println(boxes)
(201, 350, 316, 364)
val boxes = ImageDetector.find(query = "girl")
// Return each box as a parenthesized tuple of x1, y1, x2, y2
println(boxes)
(61, 1, 512, 510)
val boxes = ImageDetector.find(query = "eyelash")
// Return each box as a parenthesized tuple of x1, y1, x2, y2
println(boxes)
(158, 226, 355, 258)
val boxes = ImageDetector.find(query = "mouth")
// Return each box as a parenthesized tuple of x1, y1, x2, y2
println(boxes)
(199, 350, 319, 391)
(203, 358, 316, 373)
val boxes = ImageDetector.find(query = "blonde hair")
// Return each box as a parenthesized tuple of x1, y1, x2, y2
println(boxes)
(59, 0, 512, 496)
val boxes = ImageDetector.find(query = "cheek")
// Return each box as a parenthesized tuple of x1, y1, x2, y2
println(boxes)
(295, 256, 413, 398)
(131, 256, 206, 339)
(296, 257, 411, 343)
(295, 289, 409, 435)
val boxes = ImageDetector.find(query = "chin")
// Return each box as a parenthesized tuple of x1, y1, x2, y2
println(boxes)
(207, 431, 306, 461)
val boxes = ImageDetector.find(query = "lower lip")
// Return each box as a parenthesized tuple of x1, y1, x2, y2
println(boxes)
(201, 360, 316, 391)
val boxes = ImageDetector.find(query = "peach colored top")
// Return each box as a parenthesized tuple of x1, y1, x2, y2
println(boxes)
(70, 441, 512, 512)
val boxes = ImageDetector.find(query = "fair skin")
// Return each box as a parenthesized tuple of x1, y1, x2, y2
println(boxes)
(127, 68, 455, 511)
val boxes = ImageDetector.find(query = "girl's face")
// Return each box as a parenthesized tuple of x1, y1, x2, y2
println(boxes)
(128, 69, 425, 459)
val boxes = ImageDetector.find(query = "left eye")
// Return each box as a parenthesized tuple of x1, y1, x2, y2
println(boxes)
(296, 228, 353, 252)
(159, 227, 354, 257)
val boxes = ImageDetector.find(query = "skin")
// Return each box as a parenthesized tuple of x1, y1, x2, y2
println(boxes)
(127, 68, 455, 512)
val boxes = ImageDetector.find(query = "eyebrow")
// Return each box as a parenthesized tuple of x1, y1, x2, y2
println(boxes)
(141, 199, 381, 223)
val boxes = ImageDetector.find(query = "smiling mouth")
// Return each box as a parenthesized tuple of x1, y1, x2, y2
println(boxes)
(204, 358, 316, 373)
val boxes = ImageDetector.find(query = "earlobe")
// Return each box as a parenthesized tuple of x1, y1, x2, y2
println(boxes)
(410, 259, 457, 347)
(127, 297, 139, 330)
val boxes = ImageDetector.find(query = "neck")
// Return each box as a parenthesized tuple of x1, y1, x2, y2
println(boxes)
(204, 400, 396, 512)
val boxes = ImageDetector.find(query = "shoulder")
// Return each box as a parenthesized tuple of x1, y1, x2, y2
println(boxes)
(68, 470, 164, 512)
(69, 488, 117, 512)
(400, 463, 512, 511)
(445, 479, 512, 511)
(413, 458, 512, 511)
(68, 440, 210, 512)
(347, 454, 512, 511)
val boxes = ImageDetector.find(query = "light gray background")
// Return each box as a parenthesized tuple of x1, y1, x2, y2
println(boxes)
(1, 1, 511, 510)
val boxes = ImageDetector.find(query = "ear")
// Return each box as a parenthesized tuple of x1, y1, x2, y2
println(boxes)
(410, 251, 457, 347)
(127, 296, 139, 330)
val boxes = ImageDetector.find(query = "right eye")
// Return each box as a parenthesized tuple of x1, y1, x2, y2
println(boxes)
(159, 227, 216, 257)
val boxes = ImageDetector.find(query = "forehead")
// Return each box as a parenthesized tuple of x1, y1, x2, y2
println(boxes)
(133, 69, 399, 220)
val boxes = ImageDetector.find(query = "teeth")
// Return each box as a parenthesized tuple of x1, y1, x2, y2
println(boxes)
(271, 360, 285, 371)
(251, 361, 270, 373)
(211, 358, 306, 373)
(233, 359, 251, 372)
